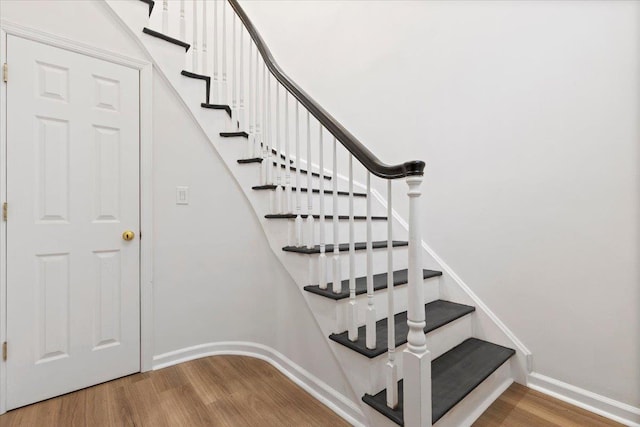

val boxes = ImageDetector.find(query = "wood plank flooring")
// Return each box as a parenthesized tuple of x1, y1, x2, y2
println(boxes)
(0, 356, 625, 427)
(0, 355, 350, 427)
(473, 382, 625, 427)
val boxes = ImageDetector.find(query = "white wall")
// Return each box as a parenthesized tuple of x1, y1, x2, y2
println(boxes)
(240, 0, 640, 408)
(0, 0, 356, 408)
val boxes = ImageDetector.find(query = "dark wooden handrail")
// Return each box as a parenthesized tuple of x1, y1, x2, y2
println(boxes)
(228, 0, 425, 179)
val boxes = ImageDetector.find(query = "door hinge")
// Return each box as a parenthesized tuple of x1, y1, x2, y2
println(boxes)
(2, 342, 7, 361)
(2, 63, 7, 83)
(2, 202, 6, 221)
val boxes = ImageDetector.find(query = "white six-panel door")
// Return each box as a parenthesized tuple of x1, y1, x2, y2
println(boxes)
(5, 35, 140, 410)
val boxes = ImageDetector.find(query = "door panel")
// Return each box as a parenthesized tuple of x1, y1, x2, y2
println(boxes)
(6, 35, 140, 410)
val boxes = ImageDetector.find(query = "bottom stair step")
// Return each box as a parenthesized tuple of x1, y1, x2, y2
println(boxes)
(362, 338, 515, 425)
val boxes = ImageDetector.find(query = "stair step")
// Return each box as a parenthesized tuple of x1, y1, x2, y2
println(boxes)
(142, 28, 190, 51)
(272, 162, 331, 180)
(283, 240, 407, 254)
(220, 131, 249, 138)
(139, 0, 154, 16)
(253, 185, 366, 197)
(304, 269, 442, 301)
(362, 338, 515, 425)
(181, 71, 210, 104)
(201, 103, 231, 118)
(237, 156, 293, 164)
(266, 214, 387, 221)
(330, 300, 475, 358)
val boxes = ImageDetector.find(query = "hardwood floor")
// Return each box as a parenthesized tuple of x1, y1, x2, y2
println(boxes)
(0, 355, 350, 427)
(473, 382, 625, 427)
(0, 356, 625, 427)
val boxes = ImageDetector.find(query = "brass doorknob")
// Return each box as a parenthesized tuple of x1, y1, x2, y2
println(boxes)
(122, 230, 135, 241)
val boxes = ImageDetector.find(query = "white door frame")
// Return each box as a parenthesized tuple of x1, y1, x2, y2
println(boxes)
(0, 20, 154, 415)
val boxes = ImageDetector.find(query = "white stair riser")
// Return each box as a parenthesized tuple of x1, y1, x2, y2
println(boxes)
(334, 280, 440, 329)
(140, 33, 185, 77)
(281, 245, 410, 286)
(266, 219, 390, 246)
(252, 190, 380, 217)
(305, 277, 440, 335)
(175, 76, 208, 107)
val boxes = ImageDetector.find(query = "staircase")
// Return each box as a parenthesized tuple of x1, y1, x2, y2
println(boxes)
(107, 1, 526, 425)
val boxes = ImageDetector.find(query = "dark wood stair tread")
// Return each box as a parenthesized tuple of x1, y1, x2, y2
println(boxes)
(142, 28, 190, 51)
(266, 214, 387, 221)
(220, 131, 249, 138)
(362, 338, 515, 425)
(271, 162, 331, 179)
(330, 300, 475, 358)
(304, 269, 442, 301)
(283, 240, 407, 254)
(237, 156, 292, 164)
(201, 103, 231, 117)
(252, 185, 366, 197)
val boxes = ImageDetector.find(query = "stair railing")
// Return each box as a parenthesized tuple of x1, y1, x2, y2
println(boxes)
(156, 1, 430, 424)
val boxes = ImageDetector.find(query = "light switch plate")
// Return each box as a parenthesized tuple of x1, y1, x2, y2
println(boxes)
(176, 186, 189, 205)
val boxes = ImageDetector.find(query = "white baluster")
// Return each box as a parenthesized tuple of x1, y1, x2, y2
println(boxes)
(274, 85, 283, 213)
(231, 13, 236, 127)
(284, 93, 292, 214)
(247, 41, 254, 159)
(331, 138, 341, 294)
(212, 0, 218, 101)
(348, 154, 357, 341)
(386, 180, 398, 409)
(162, 0, 169, 34)
(202, 0, 208, 75)
(221, 0, 227, 104)
(266, 74, 273, 192)
(403, 175, 431, 427)
(254, 46, 260, 158)
(179, 0, 185, 40)
(284, 94, 292, 245)
(239, 25, 245, 129)
(192, 0, 198, 73)
(305, 111, 315, 249)
(366, 171, 376, 349)
(260, 62, 268, 185)
(294, 102, 302, 246)
(318, 126, 327, 290)
(306, 112, 315, 291)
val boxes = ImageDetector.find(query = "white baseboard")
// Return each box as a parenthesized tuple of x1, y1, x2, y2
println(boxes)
(153, 342, 366, 427)
(528, 372, 640, 427)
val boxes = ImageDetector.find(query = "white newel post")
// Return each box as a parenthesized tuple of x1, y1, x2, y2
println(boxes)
(403, 175, 431, 427)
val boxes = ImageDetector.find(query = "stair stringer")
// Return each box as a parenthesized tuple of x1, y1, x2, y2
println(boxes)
(104, 2, 531, 425)
(102, 2, 369, 425)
